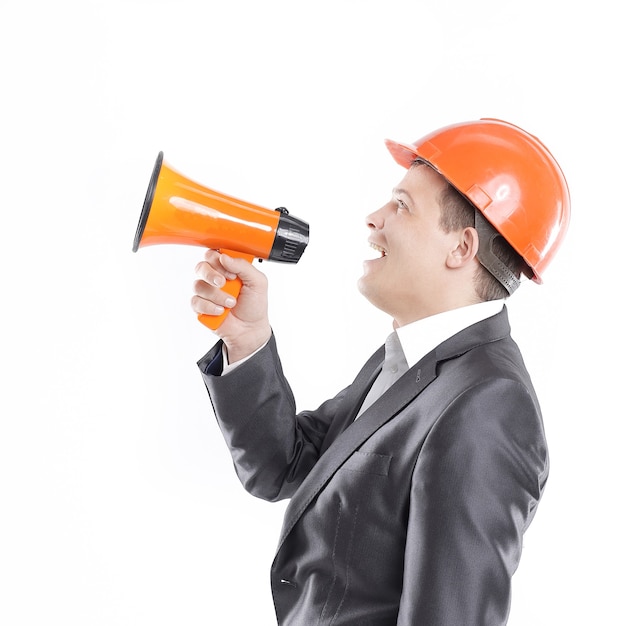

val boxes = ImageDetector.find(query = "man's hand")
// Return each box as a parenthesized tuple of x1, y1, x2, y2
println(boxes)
(192, 250, 272, 364)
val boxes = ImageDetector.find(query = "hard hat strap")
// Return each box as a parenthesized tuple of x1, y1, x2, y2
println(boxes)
(474, 211, 521, 296)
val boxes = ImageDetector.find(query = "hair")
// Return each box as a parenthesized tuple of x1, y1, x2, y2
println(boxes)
(412, 159, 526, 301)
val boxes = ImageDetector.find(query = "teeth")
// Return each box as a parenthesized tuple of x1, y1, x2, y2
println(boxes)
(370, 242, 387, 257)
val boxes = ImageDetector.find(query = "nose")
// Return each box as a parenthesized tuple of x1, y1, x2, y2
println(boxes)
(366, 203, 388, 230)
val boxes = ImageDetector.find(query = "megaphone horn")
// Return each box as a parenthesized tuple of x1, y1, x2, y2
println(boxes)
(133, 152, 309, 330)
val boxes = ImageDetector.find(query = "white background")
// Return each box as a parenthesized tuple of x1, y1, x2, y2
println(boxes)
(1, 1, 624, 624)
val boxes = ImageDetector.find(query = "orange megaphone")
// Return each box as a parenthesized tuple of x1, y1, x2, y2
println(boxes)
(133, 152, 309, 330)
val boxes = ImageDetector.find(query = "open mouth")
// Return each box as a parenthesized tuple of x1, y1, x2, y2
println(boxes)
(369, 242, 387, 258)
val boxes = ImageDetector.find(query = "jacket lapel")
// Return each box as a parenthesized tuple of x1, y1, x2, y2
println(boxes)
(318, 345, 384, 456)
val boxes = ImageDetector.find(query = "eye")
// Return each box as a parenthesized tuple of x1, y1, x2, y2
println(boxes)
(396, 198, 408, 212)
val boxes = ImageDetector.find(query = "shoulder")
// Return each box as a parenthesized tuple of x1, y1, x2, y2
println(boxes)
(419, 374, 548, 508)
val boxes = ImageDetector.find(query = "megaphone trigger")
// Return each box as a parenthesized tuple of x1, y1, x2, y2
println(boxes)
(197, 249, 254, 330)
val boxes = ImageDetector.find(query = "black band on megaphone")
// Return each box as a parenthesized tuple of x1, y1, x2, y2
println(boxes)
(269, 208, 310, 263)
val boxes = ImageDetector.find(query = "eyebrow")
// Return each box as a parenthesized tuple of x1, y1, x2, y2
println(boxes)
(392, 187, 412, 200)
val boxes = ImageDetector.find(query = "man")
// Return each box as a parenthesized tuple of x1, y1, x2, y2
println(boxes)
(192, 119, 570, 625)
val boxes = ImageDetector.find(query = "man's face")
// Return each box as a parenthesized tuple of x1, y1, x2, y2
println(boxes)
(357, 164, 463, 325)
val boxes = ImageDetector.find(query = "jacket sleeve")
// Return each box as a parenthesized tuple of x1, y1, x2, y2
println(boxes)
(397, 378, 549, 626)
(197, 334, 347, 502)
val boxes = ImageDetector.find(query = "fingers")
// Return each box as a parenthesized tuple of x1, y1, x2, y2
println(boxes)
(192, 251, 266, 315)
(194, 249, 237, 287)
(191, 250, 271, 350)
(217, 252, 259, 283)
(192, 250, 240, 316)
(191, 278, 238, 317)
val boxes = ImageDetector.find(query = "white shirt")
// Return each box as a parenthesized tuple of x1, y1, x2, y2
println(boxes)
(395, 300, 504, 369)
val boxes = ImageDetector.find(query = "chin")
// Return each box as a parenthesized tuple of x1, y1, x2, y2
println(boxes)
(356, 273, 371, 299)
(357, 276, 385, 311)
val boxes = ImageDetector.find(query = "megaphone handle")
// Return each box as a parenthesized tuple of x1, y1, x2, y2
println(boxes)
(197, 249, 255, 330)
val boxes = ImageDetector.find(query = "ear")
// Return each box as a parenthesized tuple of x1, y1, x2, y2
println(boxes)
(446, 227, 480, 269)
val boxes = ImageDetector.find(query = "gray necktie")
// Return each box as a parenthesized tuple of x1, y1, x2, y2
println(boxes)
(356, 331, 409, 419)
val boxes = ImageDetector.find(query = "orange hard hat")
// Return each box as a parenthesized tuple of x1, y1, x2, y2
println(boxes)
(385, 118, 570, 284)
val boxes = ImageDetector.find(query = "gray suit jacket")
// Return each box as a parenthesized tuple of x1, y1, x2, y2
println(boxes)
(197, 307, 548, 625)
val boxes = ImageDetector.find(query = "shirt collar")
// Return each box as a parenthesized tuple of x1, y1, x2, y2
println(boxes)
(395, 300, 504, 369)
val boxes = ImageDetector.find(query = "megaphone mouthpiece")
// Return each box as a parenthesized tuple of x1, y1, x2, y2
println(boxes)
(268, 207, 309, 263)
